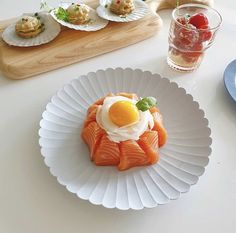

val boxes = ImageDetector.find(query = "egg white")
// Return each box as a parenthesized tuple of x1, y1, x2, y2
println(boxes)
(96, 96, 154, 143)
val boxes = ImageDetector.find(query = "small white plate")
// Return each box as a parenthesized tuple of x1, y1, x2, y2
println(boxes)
(39, 68, 212, 210)
(2, 12, 61, 47)
(96, 0, 149, 22)
(50, 3, 109, 31)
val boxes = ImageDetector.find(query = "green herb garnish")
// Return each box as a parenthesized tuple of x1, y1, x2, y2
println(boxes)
(105, 4, 108, 8)
(184, 13, 190, 21)
(74, 5, 80, 11)
(40, 1, 53, 13)
(176, 0, 179, 7)
(136, 97, 157, 112)
(55, 7, 69, 22)
(87, 18, 95, 24)
(40, 1, 48, 10)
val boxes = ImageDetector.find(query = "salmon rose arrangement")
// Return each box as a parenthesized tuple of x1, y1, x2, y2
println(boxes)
(81, 93, 167, 171)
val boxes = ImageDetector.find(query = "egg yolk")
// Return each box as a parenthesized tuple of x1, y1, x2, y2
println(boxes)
(109, 101, 139, 127)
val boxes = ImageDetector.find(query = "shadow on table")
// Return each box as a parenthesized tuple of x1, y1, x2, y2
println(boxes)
(209, 76, 236, 121)
(140, 55, 191, 80)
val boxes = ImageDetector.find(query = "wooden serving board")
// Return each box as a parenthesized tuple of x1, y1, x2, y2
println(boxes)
(0, 0, 213, 79)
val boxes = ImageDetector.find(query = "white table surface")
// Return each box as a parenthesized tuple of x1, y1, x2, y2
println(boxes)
(1, 1, 236, 232)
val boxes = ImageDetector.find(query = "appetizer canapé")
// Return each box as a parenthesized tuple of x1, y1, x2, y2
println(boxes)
(15, 14, 44, 38)
(81, 93, 167, 171)
(110, 0, 135, 16)
(67, 3, 90, 24)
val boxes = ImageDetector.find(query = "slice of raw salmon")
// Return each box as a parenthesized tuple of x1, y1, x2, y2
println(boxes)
(87, 104, 99, 116)
(152, 112, 167, 147)
(138, 131, 159, 164)
(93, 97, 105, 106)
(93, 134, 120, 166)
(149, 106, 160, 114)
(118, 140, 151, 171)
(81, 121, 105, 160)
(84, 105, 98, 128)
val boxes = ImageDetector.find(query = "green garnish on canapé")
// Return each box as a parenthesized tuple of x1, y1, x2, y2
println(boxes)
(136, 97, 157, 112)
(40, 1, 52, 12)
(74, 5, 80, 11)
(55, 7, 69, 22)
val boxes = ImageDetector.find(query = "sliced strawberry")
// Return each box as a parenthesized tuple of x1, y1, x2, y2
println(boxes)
(199, 25, 212, 42)
(189, 13, 209, 29)
(175, 23, 199, 48)
(173, 16, 188, 35)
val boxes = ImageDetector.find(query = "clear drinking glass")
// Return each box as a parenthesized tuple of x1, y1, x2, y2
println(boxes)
(167, 3, 222, 72)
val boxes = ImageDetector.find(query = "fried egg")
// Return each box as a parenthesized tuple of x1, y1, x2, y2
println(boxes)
(96, 96, 154, 143)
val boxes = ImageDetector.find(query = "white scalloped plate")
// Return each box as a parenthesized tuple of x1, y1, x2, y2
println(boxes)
(39, 68, 212, 210)
(2, 12, 61, 47)
(50, 3, 109, 31)
(96, 0, 149, 22)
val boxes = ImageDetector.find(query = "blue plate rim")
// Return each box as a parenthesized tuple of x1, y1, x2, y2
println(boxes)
(223, 59, 236, 102)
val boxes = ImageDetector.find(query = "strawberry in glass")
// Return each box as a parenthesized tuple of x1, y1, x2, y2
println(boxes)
(167, 4, 222, 71)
